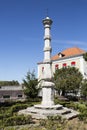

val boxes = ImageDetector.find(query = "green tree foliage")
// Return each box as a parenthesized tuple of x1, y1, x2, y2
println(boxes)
(23, 70, 39, 99)
(0, 80, 19, 86)
(53, 67, 83, 96)
(81, 79, 87, 99)
(83, 52, 87, 61)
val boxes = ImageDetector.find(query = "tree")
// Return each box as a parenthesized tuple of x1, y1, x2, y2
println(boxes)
(23, 70, 39, 99)
(0, 80, 19, 86)
(83, 52, 87, 61)
(53, 67, 83, 96)
(81, 79, 87, 99)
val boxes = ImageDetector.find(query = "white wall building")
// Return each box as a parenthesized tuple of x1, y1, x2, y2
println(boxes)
(38, 47, 87, 80)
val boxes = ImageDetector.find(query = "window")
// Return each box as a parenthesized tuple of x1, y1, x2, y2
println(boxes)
(3, 95, 10, 98)
(42, 67, 44, 72)
(63, 63, 67, 68)
(18, 95, 22, 98)
(71, 62, 76, 66)
(55, 64, 59, 70)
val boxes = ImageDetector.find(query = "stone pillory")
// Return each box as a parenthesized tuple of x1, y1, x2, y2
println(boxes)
(19, 17, 79, 120)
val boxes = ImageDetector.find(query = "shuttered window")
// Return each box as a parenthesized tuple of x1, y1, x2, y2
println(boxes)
(63, 63, 67, 67)
(55, 64, 59, 70)
(71, 62, 76, 66)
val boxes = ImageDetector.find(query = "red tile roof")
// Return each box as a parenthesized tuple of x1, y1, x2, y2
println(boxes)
(51, 47, 86, 61)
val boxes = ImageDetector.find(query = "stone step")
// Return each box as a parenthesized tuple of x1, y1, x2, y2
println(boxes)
(26, 107, 70, 115)
(62, 110, 79, 120)
(18, 106, 79, 120)
(60, 108, 71, 115)
(27, 112, 47, 119)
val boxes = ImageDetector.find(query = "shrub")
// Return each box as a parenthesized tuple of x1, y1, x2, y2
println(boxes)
(0, 109, 13, 120)
(10, 104, 28, 113)
(77, 103, 87, 121)
(78, 104, 87, 113)
(40, 115, 66, 130)
(0, 114, 4, 120)
(4, 115, 32, 126)
(55, 98, 69, 107)
(78, 112, 87, 121)
(39, 119, 46, 126)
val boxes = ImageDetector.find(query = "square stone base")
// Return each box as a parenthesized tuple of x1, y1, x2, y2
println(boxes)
(34, 104, 63, 109)
(18, 105, 79, 120)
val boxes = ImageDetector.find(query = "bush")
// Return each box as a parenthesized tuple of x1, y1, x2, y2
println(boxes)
(0, 109, 13, 121)
(77, 103, 87, 121)
(4, 115, 32, 126)
(0, 114, 4, 119)
(55, 98, 70, 107)
(78, 112, 87, 121)
(10, 104, 28, 113)
(78, 104, 87, 113)
(40, 115, 66, 130)
(27, 97, 41, 102)
(65, 102, 79, 110)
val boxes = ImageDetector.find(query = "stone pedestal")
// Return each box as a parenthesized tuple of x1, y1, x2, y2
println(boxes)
(41, 81, 54, 106)
(34, 80, 55, 109)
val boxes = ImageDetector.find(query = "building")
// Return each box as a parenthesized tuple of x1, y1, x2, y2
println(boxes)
(38, 46, 87, 81)
(0, 85, 25, 102)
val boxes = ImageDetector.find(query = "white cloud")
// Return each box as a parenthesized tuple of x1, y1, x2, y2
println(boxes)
(53, 40, 87, 46)
(52, 40, 87, 50)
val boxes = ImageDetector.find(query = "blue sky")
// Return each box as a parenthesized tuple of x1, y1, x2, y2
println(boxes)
(0, 0, 87, 83)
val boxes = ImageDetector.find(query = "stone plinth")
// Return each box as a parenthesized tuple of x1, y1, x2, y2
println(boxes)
(19, 106, 79, 120)
(34, 104, 63, 109)
(41, 81, 55, 107)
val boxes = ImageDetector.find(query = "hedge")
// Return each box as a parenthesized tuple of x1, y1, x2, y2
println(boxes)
(4, 115, 32, 126)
